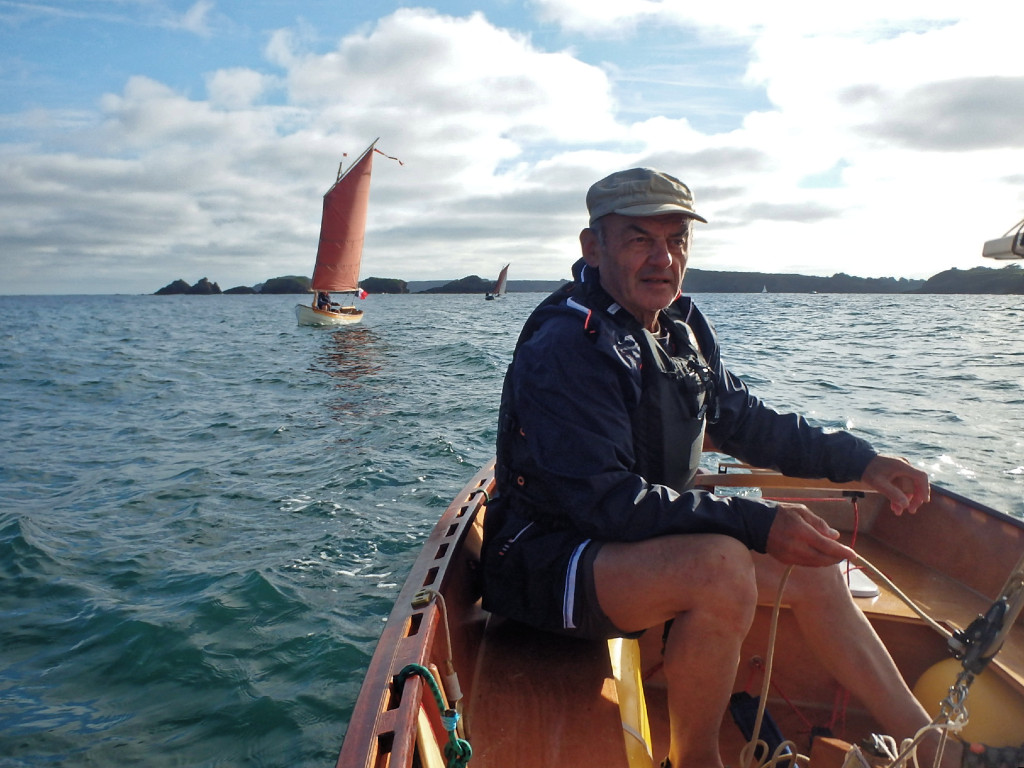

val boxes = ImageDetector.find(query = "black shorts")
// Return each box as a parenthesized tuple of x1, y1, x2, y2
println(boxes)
(481, 517, 643, 640)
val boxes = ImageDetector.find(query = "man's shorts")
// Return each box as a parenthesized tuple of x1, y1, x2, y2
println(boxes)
(481, 516, 644, 640)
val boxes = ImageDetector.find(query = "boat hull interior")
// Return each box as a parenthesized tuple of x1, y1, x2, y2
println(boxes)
(337, 462, 1024, 768)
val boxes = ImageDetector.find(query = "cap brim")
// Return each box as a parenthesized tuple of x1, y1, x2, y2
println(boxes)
(614, 203, 707, 224)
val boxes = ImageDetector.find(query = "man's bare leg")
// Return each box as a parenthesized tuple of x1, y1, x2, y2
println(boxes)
(595, 534, 759, 768)
(753, 555, 961, 768)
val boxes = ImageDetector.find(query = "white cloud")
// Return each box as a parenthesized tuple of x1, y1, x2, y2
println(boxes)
(2, 4, 1024, 294)
(0, 9, 628, 293)
(273, 9, 621, 144)
(166, 0, 215, 37)
(528, 0, 667, 35)
(204, 68, 271, 110)
(523, 2, 1024, 278)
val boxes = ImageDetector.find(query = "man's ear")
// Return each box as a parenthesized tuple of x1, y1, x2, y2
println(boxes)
(579, 227, 600, 267)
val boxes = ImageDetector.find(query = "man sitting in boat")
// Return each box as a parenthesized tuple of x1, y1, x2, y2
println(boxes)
(481, 168, 965, 768)
(316, 291, 337, 311)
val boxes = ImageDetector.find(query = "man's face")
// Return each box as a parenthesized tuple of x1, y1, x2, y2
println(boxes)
(580, 213, 691, 330)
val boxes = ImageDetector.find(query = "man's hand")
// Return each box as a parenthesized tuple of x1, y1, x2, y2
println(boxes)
(861, 455, 930, 515)
(765, 502, 856, 567)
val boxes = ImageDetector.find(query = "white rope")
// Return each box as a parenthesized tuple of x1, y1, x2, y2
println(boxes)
(738, 565, 808, 768)
(851, 555, 952, 640)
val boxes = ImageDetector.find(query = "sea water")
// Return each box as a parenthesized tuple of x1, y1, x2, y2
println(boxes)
(1, 292, 1023, 767)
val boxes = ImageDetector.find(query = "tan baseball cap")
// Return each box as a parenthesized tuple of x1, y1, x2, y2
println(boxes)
(586, 168, 707, 225)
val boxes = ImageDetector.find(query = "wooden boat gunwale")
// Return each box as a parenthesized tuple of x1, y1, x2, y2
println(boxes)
(336, 463, 494, 768)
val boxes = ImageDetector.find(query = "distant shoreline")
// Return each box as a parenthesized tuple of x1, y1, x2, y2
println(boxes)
(154, 264, 1024, 296)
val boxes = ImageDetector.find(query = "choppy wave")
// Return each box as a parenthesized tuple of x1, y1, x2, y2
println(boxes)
(1, 291, 1022, 766)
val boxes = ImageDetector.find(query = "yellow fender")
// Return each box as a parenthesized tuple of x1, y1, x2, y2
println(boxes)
(913, 658, 1024, 747)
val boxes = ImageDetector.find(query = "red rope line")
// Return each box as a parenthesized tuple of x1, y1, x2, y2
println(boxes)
(642, 661, 663, 682)
(764, 678, 817, 731)
(763, 497, 849, 502)
(742, 658, 816, 731)
(828, 686, 850, 735)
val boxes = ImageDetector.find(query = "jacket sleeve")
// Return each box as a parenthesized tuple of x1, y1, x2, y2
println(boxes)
(510, 315, 778, 552)
(690, 307, 878, 481)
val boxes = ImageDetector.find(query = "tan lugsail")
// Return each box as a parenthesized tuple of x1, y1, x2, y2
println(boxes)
(311, 139, 377, 293)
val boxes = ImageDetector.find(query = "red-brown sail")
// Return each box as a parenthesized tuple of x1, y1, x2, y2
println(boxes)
(311, 139, 377, 293)
(493, 263, 510, 296)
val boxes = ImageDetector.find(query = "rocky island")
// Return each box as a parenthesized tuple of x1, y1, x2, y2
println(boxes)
(154, 264, 1024, 296)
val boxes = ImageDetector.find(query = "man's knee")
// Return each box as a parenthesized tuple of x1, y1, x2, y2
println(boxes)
(705, 537, 757, 604)
(594, 534, 757, 631)
(778, 561, 848, 606)
(662, 535, 757, 614)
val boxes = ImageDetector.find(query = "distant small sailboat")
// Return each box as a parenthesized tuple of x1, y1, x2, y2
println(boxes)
(295, 139, 379, 327)
(761, 284, 768, 293)
(485, 263, 510, 300)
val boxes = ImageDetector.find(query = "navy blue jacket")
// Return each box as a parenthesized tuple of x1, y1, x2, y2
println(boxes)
(489, 262, 877, 554)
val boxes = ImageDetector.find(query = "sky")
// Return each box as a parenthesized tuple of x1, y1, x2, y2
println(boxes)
(2, 1, 1024, 294)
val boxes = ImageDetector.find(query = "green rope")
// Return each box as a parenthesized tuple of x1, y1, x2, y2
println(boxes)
(396, 663, 473, 768)
(469, 487, 491, 503)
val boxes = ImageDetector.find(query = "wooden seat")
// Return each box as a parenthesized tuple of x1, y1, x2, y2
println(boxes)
(464, 617, 632, 767)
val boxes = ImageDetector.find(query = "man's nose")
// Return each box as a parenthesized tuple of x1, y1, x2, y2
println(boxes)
(648, 240, 674, 267)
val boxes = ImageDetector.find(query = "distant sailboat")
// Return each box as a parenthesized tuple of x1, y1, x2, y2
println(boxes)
(761, 285, 768, 293)
(485, 263, 510, 300)
(296, 139, 378, 327)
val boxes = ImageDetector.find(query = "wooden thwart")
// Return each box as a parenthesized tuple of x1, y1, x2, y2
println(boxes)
(466, 618, 632, 767)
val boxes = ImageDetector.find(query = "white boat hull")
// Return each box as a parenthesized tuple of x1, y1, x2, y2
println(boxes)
(295, 303, 363, 326)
